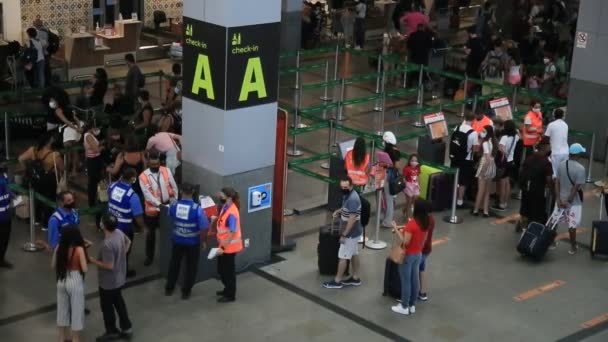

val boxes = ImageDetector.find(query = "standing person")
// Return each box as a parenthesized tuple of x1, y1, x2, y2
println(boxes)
(353, 0, 367, 50)
(471, 106, 494, 133)
(108, 167, 148, 278)
(214, 187, 244, 303)
(406, 24, 434, 67)
(341, 7, 355, 48)
(62, 110, 84, 177)
(554, 143, 586, 255)
(146, 131, 182, 175)
(401, 8, 431, 37)
(90, 68, 109, 109)
(124, 53, 144, 101)
(344, 137, 370, 192)
(47, 191, 80, 251)
(165, 183, 210, 299)
(323, 177, 363, 289)
(480, 39, 508, 95)
(107, 136, 147, 206)
(33, 19, 51, 85)
(495, 120, 519, 211)
(402, 154, 421, 221)
(0, 164, 13, 268)
(391, 200, 431, 316)
(133, 90, 154, 136)
(139, 151, 178, 266)
(88, 214, 133, 342)
(507, 48, 523, 86)
(473, 126, 497, 217)
(517, 138, 553, 232)
(83, 121, 104, 229)
(382, 131, 401, 228)
(164, 63, 182, 109)
(541, 54, 558, 96)
(452, 112, 479, 207)
(49, 92, 81, 133)
(418, 207, 435, 302)
(545, 108, 569, 177)
(26, 28, 46, 88)
(52, 226, 88, 342)
(522, 100, 544, 157)
(464, 26, 486, 79)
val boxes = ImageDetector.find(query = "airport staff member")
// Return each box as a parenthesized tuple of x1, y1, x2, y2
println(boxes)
(471, 107, 493, 134)
(213, 187, 243, 303)
(522, 100, 544, 157)
(165, 183, 209, 300)
(344, 137, 370, 191)
(47, 191, 80, 250)
(139, 151, 177, 267)
(0, 165, 13, 268)
(108, 167, 148, 278)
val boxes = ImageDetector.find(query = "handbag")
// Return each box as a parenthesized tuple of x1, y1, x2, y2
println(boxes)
(97, 174, 110, 203)
(494, 136, 516, 180)
(389, 230, 405, 264)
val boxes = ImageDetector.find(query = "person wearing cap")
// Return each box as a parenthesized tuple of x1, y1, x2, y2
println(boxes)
(554, 143, 587, 255)
(381, 131, 401, 227)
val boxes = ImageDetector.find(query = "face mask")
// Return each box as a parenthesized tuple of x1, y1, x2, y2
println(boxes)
(150, 167, 159, 173)
(533, 108, 541, 113)
(176, 109, 183, 117)
(341, 188, 351, 196)
(219, 198, 227, 205)
(410, 161, 419, 167)
(543, 58, 550, 64)
(93, 128, 101, 136)
(480, 132, 487, 139)
(49, 101, 57, 109)
(174, 87, 180, 95)
(64, 202, 76, 209)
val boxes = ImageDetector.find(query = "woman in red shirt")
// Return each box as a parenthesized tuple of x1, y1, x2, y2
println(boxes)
(402, 154, 421, 221)
(391, 200, 432, 316)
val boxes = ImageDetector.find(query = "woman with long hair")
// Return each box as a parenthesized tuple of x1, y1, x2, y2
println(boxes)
(344, 137, 370, 192)
(391, 199, 431, 316)
(214, 187, 243, 303)
(496, 120, 519, 210)
(473, 125, 498, 217)
(107, 136, 146, 203)
(83, 120, 104, 228)
(382, 132, 401, 228)
(52, 225, 88, 342)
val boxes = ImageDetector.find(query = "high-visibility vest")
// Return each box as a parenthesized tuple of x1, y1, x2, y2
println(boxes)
(169, 199, 202, 246)
(471, 115, 493, 133)
(139, 167, 176, 217)
(523, 111, 543, 146)
(344, 150, 370, 186)
(216, 203, 243, 254)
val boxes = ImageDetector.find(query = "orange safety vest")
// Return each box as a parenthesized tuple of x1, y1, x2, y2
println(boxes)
(217, 203, 243, 254)
(344, 150, 370, 186)
(522, 111, 543, 146)
(471, 115, 493, 133)
(139, 167, 176, 216)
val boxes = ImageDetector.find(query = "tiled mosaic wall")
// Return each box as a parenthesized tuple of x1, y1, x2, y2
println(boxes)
(20, 0, 93, 36)
(143, 0, 183, 27)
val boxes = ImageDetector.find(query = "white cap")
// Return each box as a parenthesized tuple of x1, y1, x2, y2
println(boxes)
(382, 131, 397, 145)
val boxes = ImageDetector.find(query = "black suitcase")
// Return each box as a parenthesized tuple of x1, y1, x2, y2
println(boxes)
(517, 209, 563, 260)
(428, 172, 454, 212)
(591, 221, 608, 258)
(317, 221, 341, 275)
(382, 258, 401, 299)
(417, 135, 446, 165)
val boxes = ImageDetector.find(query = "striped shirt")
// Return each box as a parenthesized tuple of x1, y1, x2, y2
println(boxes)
(341, 190, 363, 238)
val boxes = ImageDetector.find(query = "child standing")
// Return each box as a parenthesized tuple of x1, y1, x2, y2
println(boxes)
(402, 154, 421, 221)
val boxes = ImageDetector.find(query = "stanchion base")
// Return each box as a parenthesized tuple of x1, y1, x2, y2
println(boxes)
(365, 240, 387, 250)
(373, 106, 383, 112)
(457, 112, 465, 118)
(296, 123, 308, 129)
(283, 209, 295, 217)
(512, 191, 522, 200)
(287, 149, 304, 157)
(320, 96, 333, 102)
(412, 121, 425, 128)
(443, 215, 463, 224)
(320, 162, 330, 170)
(22, 242, 41, 252)
(586, 178, 595, 184)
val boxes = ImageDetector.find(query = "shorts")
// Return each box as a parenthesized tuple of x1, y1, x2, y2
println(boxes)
(457, 160, 475, 187)
(404, 182, 420, 197)
(558, 205, 582, 229)
(338, 236, 360, 260)
(550, 154, 569, 178)
(419, 253, 429, 272)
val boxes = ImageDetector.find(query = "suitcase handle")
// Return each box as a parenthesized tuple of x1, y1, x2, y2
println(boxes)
(546, 208, 566, 230)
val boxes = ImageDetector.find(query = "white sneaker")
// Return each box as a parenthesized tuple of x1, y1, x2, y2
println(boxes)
(409, 306, 416, 314)
(391, 304, 410, 315)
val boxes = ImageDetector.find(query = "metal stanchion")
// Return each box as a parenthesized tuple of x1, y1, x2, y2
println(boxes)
(374, 54, 382, 94)
(287, 81, 304, 157)
(459, 75, 468, 117)
(416, 64, 424, 105)
(320, 60, 332, 102)
(4, 112, 10, 160)
(365, 188, 388, 249)
(443, 169, 464, 224)
(22, 185, 40, 252)
(401, 57, 409, 89)
(376, 73, 386, 135)
(321, 120, 334, 170)
(511, 87, 518, 112)
(337, 78, 346, 121)
(471, 93, 479, 115)
(293, 50, 301, 90)
(587, 132, 596, 183)
(333, 45, 340, 81)
(373, 71, 385, 112)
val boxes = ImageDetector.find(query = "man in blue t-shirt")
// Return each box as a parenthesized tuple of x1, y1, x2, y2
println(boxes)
(47, 191, 81, 250)
(323, 176, 363, 289)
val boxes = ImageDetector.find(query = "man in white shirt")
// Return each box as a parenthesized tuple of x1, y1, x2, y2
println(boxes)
(544, 108, 569, 177)
(26, 28, 46, 88)
(454, 112, 480, 206)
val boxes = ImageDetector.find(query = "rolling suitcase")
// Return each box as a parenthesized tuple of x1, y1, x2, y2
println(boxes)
(591, 194, 608, 258)
(382, 258, 401, 299)
(419, 165, 441, 201)
(517, 209, 563, 260)
(417, 135, 446, 165)
(318, 221, 341, 275)
(428, 172, 454, 212)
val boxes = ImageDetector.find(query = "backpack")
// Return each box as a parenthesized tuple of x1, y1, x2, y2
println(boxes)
(25, 150, 52, 185)
(387, 167, 406, 195)
(483, 53, 503, 79)
(45, 29, 60, 55)
(449, 125, 474, 167)
(360, 195, 371, 228)
(20, 41, 38, 66)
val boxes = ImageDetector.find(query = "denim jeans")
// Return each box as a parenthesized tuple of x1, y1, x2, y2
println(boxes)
(399, 253, 422, 307)
(382, 182, 395, 226)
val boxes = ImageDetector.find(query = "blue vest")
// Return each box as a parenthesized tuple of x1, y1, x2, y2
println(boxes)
(0, 176, 11, 222)
(51, 208, 80, 229)
(108, 181, 135, 231)
(169, 199, 201, 245)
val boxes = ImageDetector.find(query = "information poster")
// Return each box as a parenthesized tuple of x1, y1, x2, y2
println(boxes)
(489, 97, 513, 121)
(424, 112, 448, 140)
(248, 183, 272, 213)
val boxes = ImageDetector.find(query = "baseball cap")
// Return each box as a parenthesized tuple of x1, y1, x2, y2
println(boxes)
(569, 143, 587, 155)
(382, 131, 397, 145)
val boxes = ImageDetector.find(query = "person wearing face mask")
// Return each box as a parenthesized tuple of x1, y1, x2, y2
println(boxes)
(108, 168, 148, 278)
(138, 151, 177, 266)
(522, 100, 544, 157)
(471, 106, 494, 134)
(472, 126, 498, 217)
(83, 120, 104, 229)
(90, 68, 108, 109)
(402, 154, 421, 221)
(47, 191, 81, 251)
(133, 90, 154, 136)
(541, 54, 557, 95)
(45, 88, 79, 133)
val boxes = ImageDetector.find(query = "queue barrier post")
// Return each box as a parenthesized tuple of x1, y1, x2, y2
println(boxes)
(401, 57, 409, 89)
(374, 54, 382, 94)
(604, 135, 608, 179)
(412, 86, 425, 128)
(4, 112, 10, 160)
(22, 185, 40, 252)
(333, 45, 340, 81)
(373, 71, 385, 112)
(377, 72, 386, 135)
(459, 75, 468, 118)
(320, 60, 333, 102)
(320, 119, 335, 170)
(337, 78, 346, 121)
(512, 87, 519, 112)
(293, 50, 301, 90)
(443, 168, 463, 224)
(587, 132, 596, 183)
(416, 64, 424, 105)
(287, 82, 304, 157)
(471, 93, 479, 115)
(365, 188, 388, 250)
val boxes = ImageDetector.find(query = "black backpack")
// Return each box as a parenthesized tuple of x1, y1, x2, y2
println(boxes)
(387, 167, 406, 195)
(20, 41, 38, 66)
(360, 195, 371, 228)
(449, 125, 474, 167)
(45, 30, 60, 55)
(26, 150, 52, 185)
(483, 53, 504, 79)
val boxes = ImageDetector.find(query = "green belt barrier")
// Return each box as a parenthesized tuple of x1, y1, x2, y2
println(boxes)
(279, 62, 326, 75)
(288, 121, 329, 136)
(346, 72, 382, 83)
(341, 47, 378, 58)
(398, 104, 442, 118)
(334, 123, 379, 141)
(302, 79, 343, 91)
(299, 102, 340, 116)
(423, 66, 466, 82)
(383, 65, 419, 77)
(10, 182, 109, 216)
(386, 87, 418, 98)
(300, 47, 335, 57)
(288, 164, 337, 184)
(342, 93, 382, 107)
(288, 153, 332, 167)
